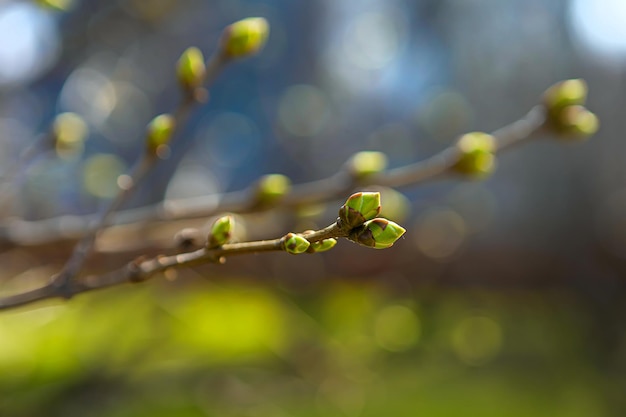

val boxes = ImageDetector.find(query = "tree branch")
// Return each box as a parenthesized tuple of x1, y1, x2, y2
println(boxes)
(0, 220, 348, 310)
(0, 104, 549, 247)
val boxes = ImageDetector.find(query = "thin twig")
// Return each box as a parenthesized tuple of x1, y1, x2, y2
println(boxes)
(0, 221, 344, 310)
(44, 51, 229, 296)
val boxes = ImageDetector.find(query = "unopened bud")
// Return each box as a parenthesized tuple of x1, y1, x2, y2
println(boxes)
(338, 192, 381, 229)
(310, 238, 337, 253)
(543, 79, 588, 114)
(207, 216, 234, 248)
(36, 0, 72, 11)
(255, 174, 291, 206)
(146, 114, 176, 154)
(347, 151, 388, 179)
(453, 132, 496, 177)
(283, 233, 310, 254)
(350, 218, 406, 249)
(553, 105, 599, 139)
(52, 112, 88, 159)
(220, 17, 270, 59)
(177, 47, 206, 91)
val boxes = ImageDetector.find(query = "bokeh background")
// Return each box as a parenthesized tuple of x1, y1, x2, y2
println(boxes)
(1, 0, 625, 416)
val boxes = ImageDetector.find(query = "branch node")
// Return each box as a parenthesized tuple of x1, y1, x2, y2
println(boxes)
(128, 256, 147, 283)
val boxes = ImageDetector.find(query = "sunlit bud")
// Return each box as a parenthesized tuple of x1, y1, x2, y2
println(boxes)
(52, 112, 88, 159)
(351, 218, 406, 249)
(338, 192, 381, 229)
(207, 216, 234, 248)
(553, 105, 599, 140)
(146, 114, 176, 154)
(177, 47, 206, 91)
(283, 233, 310, 254)
(310, 238, 337, 253)
(453, 132, 496, 177)
(255, 174, 291, 206)
(543, 79, 588, 114)
(347, 151, 388, 179)
(36, 0, 72, 11)
(220, 17, 269, 59)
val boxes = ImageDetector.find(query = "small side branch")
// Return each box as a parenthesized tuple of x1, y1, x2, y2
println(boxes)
(0, 220, 350, 310)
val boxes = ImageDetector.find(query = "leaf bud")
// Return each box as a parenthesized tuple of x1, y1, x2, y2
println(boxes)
(552, 105, 599, 140)
(338, 192, 381, 229)
(350, 218, 406, 249)
(310, 238, 337, 253)
(36, 0, 72, 11)
(283, 233, 310, 255)
(255, 174, 291, 206)
(146, 114, 176, 154)
(207, 216, 234, 248)
(453, 132, 496, 177)
(347, 151, 388, 179)
(220, 17, 269, 59)
(543, 79, 588, 115)
(52, 112, 88, 159)
(177, 47, 206, 91)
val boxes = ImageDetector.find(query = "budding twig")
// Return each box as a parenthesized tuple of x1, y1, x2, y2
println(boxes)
(0, 192, 403, 310)
(0, 102, 548, 246)
(34, 20, 261, 296)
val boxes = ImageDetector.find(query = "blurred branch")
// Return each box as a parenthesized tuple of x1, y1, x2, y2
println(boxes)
(17, 16, 276, 297)
(44, 50, 227, 297)
(0, 102, 549, 246)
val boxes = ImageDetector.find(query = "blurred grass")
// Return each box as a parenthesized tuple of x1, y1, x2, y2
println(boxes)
(0, 278, 620, 417)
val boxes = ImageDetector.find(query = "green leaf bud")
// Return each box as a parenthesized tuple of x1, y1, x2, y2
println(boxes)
(146, 114, 176, 154)
(255, 174, 291, 206)
(177, 47, 206, 91)
(52, 112, 88, 159)
(350, 218, 406, 249)
(310, 238, 337, 253)
(338, 192, 381, 229)
(543, 79, 588, 114)
(347, 151, 388, 179)
(220, 17, 270, 59)
(36, 0, 73, 11)
(453, 132, 496, 177)
(553, 105, 599, 139)
(283, 233, 310, 255)
(208, 216, 234, 248)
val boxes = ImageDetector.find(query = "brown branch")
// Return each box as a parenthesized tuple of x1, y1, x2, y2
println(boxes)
(0, 221, 346, 310)
(42, 50, 230, 296)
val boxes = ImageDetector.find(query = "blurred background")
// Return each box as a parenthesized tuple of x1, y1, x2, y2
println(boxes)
(1, 0, 625, 416)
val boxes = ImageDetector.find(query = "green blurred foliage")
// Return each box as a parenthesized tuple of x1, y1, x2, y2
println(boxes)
(0, 279, 621, 417)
